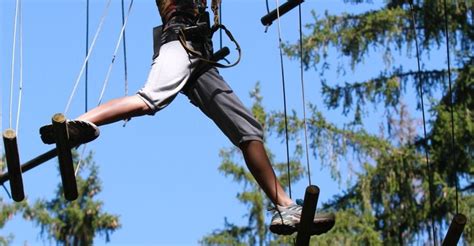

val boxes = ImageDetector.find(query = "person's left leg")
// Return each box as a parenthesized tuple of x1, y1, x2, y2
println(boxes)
(183, 67, 335, 235)
(240, 140, 293, 207)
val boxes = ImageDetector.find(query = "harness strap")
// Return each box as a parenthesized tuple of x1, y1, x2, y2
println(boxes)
(178, 23, 240, 68)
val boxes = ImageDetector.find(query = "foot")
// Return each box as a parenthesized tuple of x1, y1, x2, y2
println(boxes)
(269, 203, 335, 236)
(40, 120, 100, 145)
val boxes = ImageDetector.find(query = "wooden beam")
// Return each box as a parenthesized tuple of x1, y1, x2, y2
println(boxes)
(442, 213, 467, 246)
(261, 0, 304, 26)
(2, 129, 25, 202)
(295, 185, 319, 246)
(52, 113, 78, 201)
(0, 148, 57, 185)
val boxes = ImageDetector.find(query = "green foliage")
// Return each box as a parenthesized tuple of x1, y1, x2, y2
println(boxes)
(282, 0, 473, 244)
(0, 156, 24, 245)
(22, 151, 120, 245)
(314, 209, 382, 245)
(203, 0, 472, 244)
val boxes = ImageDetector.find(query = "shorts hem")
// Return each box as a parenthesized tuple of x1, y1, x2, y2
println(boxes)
(238, 135, 264, 146)
(136, 92, 158, 115)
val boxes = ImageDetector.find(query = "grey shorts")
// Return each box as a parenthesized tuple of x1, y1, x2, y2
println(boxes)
(137, 41, 263, 146)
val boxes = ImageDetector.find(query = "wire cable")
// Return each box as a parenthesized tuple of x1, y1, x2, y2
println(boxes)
(121, 0, 129, 99)
(121, 0, 130, 127)
(442, 0, 459, 215)
(65, 0, 113, 115)
(85, 0, 90, 113)
(298, 4, 311, 186)
(274, 0, 292, 198)
(408, 2, 437, 244)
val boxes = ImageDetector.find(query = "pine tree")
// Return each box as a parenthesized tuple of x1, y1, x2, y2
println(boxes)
(202, 0, 472, 245)
(281, 0, 472, 244)
(22, 151, 120, 245)
(0, 157, 23, 245)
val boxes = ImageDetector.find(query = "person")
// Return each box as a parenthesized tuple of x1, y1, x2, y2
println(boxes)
(40, 0, 335, 236)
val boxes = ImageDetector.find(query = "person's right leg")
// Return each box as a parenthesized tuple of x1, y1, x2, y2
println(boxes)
(76, 95, 151, 126)
(40, 41, 198, 145)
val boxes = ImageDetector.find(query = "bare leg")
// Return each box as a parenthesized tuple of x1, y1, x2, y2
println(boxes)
(77, 95, 152, 126)
(240, 140, 293, 207)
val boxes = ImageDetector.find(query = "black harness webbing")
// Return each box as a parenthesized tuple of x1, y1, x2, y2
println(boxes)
(152, 1, 240, 68)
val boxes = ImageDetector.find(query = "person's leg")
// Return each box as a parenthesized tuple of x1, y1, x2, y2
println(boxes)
(40, 41, 197, 145)
(183, 67, 335, 235)
(240, 140, 293, 207)
(76, 95, 151, 126)
(183, 68, 292, 206)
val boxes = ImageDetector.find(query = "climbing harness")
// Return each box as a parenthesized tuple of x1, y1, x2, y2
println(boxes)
(152, 0, 240, 68)
(179, 0, 241, 68)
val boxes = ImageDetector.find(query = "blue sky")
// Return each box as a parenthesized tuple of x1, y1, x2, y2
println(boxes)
(0, 0, 437, 245)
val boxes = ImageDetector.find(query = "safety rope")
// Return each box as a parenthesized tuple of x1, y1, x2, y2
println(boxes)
(298, 4, 311, 186)
(65, 0, 113, 115)
(408, 2, 437, 244)
(442, 0, 459, 215)
(97, 0, 134, 105)
(274, 0, 292, 198)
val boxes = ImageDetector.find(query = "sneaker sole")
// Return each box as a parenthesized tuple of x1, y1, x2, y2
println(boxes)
(40, 120, 99, 145)
(270, 216, 335, 236)
(269, 224, 297, 235)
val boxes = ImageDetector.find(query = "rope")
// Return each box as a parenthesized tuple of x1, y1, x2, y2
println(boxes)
(75, 143, 88, 176)
(2, 184, 12, 200)
(298, 4, 311, 186)
(97, 0, 134, 105)
(219, 1, 222, 49)
(75, 0, 134, 176)
(442, 0, 459, 215)
(211, 0, 221, 27)
(15, 0, 23, 135)
(65, 0, 113, 115)
(274, 0, 292, 198)
(408, 2, 437, 244)
(85, 0, 90, 113)
(121, 0, 130, 127)
(9, 0, 20, 129)
(121, 0, 129, 99)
